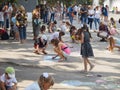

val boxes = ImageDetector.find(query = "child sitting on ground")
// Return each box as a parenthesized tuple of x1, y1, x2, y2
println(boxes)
(34, 25, 48, 54)
(51, 39, 71, 62)
(0, 67, 17, 90)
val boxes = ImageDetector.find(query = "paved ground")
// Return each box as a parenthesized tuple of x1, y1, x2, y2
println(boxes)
(0, 13, 120, 90)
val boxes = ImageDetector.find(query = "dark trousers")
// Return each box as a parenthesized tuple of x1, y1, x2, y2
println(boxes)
(88, 18, 93, 29)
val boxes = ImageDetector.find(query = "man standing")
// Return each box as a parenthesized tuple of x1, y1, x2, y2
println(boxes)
(80, 5, 88, 25)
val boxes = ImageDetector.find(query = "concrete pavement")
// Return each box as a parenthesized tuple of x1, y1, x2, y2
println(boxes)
(0, 13, 120, 90)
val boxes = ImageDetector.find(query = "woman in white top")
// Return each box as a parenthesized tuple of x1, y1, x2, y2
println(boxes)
(88, 6, 94, 30)
(3, 5, 9, 29)
(25, 72, 54, 90)
(94, 6, 101, 31)
(0, 9, 4, 28)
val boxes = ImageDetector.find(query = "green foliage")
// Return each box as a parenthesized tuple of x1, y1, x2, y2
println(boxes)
(77, 0, 93, 5)
(99, 0, 104, 5)
(45, 0, 93, 7)
(0, 0, 18, 4)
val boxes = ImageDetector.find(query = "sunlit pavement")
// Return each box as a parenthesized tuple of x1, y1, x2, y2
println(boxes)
(0, 13, 120, 90)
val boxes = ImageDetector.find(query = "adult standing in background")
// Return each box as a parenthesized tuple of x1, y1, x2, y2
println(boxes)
(80, 5, 88, 25)
(43, 4, 49, 24)
(68, 5, 74, 25)
(101, 5, 108, 22)
(50, 7, 56, 22)
(32, 5, 40, 40)
(16, 5, 27, 44)
(0, 6, 4, 28)
(3, 4, 9, 29)
(94, 6, 101, 31)
(88, 5, 94, 30)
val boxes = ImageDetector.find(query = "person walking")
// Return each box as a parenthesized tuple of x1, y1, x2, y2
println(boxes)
(76, 24, 94, 72)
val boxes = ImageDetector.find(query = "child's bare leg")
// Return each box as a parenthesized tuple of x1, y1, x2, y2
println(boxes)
(83, 58, 88, 71)
(86, 58, 94, 71)
(54, 48, 65, 60)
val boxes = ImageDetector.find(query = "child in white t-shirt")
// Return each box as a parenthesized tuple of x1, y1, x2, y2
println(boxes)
(0, 67, 17, 90)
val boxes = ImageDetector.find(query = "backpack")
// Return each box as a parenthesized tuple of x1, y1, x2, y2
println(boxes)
(1, 32, 9, 40)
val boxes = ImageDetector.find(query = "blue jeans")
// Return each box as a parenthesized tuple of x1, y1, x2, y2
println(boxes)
(43, 13, 48, 23)
(50, 13, 55, 22)
(19, 26, 26, 40)
(88, 18, 93, 29)
(94, 18, 100, 30)
(6, 86, 12, 90)
(0, 21, 4, 27)
(81, 16, 88, 24)
(69, 14, 73, 25)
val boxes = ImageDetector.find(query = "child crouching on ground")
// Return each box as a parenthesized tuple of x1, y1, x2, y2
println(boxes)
(34, 25, 48, 54)
(0, 67, 17, 90)
(51, 39, 71, 62)
(107, 36, 120, 52)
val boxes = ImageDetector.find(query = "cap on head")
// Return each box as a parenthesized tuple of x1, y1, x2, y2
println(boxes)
(5, 67, 15, 78)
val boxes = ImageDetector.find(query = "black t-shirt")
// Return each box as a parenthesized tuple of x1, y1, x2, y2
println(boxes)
(80, 7, 88, 17)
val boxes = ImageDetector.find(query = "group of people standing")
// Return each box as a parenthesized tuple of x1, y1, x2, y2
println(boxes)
(0, 2, 120, 90)
(0, 3, 27, 43)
